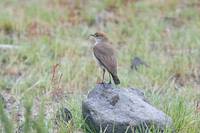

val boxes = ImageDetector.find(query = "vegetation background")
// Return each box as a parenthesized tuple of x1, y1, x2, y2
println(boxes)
(0, 0, 200, 132)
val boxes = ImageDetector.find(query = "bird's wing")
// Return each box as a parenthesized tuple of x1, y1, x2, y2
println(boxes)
(93, 43, 117, 75)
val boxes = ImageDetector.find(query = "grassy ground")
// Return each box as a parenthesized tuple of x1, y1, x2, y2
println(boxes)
(0, 0, 200, 132)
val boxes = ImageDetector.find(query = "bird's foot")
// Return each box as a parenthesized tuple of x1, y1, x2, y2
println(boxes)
(98, 82, 107, 88)
(100, 82, 105, 84)
(96, 81, 105, 85)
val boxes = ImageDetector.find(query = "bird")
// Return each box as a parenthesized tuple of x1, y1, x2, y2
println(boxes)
(131, 56, 149, 71)
(90, 32, 120, 85)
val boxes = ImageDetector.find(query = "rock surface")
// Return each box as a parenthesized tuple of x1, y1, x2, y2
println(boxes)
(82, 84, 172, 133)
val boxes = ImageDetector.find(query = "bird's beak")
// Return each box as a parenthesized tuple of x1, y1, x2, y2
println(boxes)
(90, 34, 95, 37)
(88, 34, 95, 40)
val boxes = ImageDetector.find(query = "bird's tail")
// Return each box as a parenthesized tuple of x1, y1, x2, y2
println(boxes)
(111, 74, 120, 85)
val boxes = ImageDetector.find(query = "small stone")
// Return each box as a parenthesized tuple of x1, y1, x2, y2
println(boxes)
(109, 94, 119, 106)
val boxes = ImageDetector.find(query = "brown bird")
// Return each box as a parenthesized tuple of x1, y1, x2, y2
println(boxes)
(90, 32, 120, 85)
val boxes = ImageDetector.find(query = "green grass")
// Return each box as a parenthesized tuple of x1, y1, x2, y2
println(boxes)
(0, 0, 200, 132)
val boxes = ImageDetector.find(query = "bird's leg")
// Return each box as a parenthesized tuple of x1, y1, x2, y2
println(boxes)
(109, 73, 112, 84)
(101, 69, 105, 84)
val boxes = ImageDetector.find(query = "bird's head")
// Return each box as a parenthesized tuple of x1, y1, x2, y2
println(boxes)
(90, 32, 108, 43)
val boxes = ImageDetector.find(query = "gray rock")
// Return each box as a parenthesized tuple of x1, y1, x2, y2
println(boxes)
(82, 84, 172, 133)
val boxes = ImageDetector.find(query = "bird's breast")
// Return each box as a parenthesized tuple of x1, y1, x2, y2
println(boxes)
(92, 52, 105, 69)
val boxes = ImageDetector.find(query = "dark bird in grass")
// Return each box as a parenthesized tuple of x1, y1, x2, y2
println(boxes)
(56, 107, 73, 125)
(90, 32, 120, 85)
(131, 56, 149, 71)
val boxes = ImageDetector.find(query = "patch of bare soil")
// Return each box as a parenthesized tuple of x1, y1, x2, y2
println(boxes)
(171, 67, 200, 89)
(95, 9, 120, 27)
(26, 21, 52, 38)
(162, 16, 185, 28)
